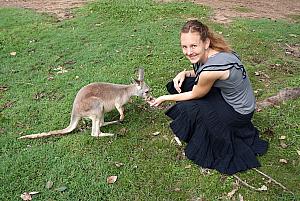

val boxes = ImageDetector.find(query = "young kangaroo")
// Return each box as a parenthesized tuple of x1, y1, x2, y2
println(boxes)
(19, 68, 150, 139)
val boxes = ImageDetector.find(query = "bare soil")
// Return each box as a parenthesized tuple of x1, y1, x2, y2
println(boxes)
(190, 0, 300, 23)
(1, 0, 299, 23)
(0, 0, 89, 20)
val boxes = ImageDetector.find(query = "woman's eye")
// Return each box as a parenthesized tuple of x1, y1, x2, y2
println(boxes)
(192, 45, 197, 48)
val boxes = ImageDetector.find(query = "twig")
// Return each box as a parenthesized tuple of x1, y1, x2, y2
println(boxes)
(285, 43, 292, 49)
(253, 168, 289, 191)
(233, 175, 258, 191)
(16, 82, 34, 86)
(234, 169, 295, 197)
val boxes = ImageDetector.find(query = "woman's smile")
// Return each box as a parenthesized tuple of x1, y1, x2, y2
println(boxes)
(181, 32, 208, 64)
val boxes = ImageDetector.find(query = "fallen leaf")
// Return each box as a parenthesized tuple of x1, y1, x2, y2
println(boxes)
(107, 176, 117, 184)
(20, 192, 32, 201)
(227, 181, 239, 199)
(174, 187, 181, 192)
(256, 108, 262, 112)
(297, 150, 300, 156)
(10, 52, 17, 56)
(29, 192, 39, 195)
(238, 193, 244, 201)
(53, 66, 68, 74)
(279, 135, 286, 140)
(257, 185, 268, 191)
(115, 162, 124, 167)
(0, 85, 8, 92)
(119, 127, 128, 135)
(227, 188, 238, 198)
(254, 71, 260, 76)
(279, 159, 288, 164)
(152, 131, 160, 136)
(289, 34, 297, 37)
(162, 135, 169, 140)
(48, 76, 54, 81)
(55, 186, 67, 192)
(185, 165, 192, 169)
(45, 180, 53, 189)
(264, 178, 272, 184)
(280, 141, 288, 148)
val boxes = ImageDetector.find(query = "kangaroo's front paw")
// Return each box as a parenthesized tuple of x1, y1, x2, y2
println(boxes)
(99, 133, 114, 137)
(91, 133, 100, 137)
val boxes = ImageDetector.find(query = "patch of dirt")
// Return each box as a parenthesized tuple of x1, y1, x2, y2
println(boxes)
(190, 0, 300, 23)
(1, 0, 300, 23)
(0, 0, 91, 20)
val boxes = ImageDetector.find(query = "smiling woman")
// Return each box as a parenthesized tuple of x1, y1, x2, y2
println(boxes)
(149, 19, 268, 175)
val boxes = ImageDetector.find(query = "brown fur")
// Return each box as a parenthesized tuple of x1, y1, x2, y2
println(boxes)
(19, 69, 149, 139)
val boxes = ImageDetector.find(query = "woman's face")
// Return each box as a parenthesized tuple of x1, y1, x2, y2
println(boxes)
(180, 32, 210, 64)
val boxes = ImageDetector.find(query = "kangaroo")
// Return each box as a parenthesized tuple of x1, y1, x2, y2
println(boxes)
(19, 68, 150, 139)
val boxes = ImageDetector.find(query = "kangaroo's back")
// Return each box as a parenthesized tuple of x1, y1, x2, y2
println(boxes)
(18, 68, 150, 139)
(73, 82, 134, 114)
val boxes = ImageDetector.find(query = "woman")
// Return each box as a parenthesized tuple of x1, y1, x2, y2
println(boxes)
(149, 20, 268, 175)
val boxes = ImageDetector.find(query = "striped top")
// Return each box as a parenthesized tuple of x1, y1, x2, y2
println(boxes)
(193, 52, 255, 114)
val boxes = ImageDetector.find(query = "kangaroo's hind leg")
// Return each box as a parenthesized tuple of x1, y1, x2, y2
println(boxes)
(90, 105, 114, 137)
(98, 115, 114, 137)
(90, 115, 101, 137)
(102, 103, 124, 126)
(90, 115, 114, 137)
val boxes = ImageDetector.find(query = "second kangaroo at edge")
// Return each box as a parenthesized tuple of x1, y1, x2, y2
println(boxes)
(19, 68, 150, 139)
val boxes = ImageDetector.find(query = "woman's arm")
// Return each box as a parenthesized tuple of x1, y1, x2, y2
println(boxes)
(150, 71, 223, 106)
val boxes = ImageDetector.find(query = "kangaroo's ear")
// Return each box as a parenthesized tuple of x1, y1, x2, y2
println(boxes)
(131, 78, 141, 85)
(138, 68, 144, 81)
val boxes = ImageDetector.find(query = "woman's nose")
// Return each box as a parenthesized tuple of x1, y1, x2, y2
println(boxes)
(186, 48, 193, 55)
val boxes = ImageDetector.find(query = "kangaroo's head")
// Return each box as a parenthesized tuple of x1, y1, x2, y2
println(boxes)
(133, 68, 150, 98)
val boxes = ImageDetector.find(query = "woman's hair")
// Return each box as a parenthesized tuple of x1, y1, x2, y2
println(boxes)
(181, 20, 232, 52)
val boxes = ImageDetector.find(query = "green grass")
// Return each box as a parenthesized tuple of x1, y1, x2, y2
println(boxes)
(0, 0, 299, 200)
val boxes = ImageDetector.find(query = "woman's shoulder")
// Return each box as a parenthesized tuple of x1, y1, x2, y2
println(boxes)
(207, 51, 241, 64)
(203, 51, 242, 69)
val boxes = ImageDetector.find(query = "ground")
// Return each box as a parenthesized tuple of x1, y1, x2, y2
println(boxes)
(0, 0, 299, 23)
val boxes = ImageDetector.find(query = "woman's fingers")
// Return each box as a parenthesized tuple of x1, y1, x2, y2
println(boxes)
(147, 98, 158, 106)
(174, 78, 184, 93)
(148, 97, 164, 107)
(174, 84, 181, 93)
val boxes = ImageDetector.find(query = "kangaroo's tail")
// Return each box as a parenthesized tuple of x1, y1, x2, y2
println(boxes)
(18, 115, 80, 139)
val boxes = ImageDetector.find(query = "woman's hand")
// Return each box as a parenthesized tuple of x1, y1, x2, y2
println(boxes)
(173, 70, 186, 93)
(148, 96, 167, 107)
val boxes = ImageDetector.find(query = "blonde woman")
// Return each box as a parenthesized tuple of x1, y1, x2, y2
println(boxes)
(150, 20, 268, 174)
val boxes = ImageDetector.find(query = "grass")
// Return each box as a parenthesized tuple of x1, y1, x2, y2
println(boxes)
(0, 0, 299, 200)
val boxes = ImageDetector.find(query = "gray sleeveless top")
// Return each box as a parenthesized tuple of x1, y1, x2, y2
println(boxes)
(193, 52, 255, 114)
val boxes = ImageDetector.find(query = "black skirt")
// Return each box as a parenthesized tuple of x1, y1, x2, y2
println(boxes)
(165, 78, 268, 175)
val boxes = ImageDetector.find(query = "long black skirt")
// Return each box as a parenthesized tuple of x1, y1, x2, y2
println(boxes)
(165, 78, 268, 175)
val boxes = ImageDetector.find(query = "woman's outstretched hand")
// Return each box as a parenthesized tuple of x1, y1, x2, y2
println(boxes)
(147, 96, 166, 107)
